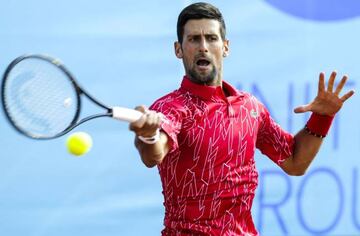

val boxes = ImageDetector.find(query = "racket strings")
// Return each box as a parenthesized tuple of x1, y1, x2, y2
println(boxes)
(4, 58, 78, 138)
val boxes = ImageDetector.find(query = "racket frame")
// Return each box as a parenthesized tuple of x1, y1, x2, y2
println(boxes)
(1, 54, 114, 139)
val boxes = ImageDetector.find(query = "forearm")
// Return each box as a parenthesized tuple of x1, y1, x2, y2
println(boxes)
(281, 113, 333, 175)
(135, 132, 169, 168)
(287, 129, 323, 175)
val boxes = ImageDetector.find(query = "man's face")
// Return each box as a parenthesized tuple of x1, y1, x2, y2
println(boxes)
(175, 19, 229, 86)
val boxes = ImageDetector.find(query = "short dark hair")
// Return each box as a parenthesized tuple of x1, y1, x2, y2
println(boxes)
(177, 2, 226, 44)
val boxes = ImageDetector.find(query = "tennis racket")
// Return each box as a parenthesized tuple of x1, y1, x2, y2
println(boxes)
(1, 54, 143, 140)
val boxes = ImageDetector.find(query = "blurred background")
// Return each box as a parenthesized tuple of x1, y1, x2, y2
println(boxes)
(0, 0, 359, 235)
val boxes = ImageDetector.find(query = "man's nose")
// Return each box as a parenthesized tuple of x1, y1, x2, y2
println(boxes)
(198, 38, 208, 53)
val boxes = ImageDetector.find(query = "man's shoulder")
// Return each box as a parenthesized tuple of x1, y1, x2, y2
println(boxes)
(235, 90, 266, 109)
(237, 90, 251, 97)
(150, 89, 187, 109)
(237, 90, 258, 101)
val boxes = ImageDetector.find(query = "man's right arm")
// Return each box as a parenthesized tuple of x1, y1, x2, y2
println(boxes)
(129, 105, 170, 168)
(134, 132, 169, 168)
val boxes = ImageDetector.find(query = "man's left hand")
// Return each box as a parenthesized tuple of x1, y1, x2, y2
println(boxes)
(294, 71, 355, 116)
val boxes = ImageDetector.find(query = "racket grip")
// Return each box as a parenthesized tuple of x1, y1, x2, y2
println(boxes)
(112, 107, 143, 122)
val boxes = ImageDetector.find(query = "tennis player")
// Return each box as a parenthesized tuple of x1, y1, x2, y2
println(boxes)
(129, 2, 354, 235)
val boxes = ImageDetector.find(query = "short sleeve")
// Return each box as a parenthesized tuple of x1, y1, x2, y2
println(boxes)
(149, 95, 183, 154)
(256, 102, 295, 166)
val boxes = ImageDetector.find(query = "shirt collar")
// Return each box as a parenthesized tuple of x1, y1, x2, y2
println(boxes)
(180, 75, 242, 101)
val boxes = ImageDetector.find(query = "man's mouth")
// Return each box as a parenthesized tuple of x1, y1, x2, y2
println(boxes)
(196, 58, 211, 70)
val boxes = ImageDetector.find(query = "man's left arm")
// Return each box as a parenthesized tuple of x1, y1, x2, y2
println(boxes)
(280, 71, 354, 176)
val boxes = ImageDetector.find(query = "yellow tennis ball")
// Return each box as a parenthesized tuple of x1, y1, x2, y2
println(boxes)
(66, 132, 93, 156)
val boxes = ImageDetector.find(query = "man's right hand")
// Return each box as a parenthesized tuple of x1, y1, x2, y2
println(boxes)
(129, 105, 169, 168)
(129, 105, 162, 138)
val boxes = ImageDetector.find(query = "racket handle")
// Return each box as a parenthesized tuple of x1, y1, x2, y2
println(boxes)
(112, 107, 143, 122)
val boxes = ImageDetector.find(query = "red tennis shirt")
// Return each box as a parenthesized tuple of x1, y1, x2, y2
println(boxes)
(150, 76, 294, 235)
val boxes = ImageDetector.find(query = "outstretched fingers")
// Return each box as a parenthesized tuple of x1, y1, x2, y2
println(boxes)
(340, 90, 355, 102)
(294, 104, 312, 114)
(326, 71, 337, 93)
(318, 72, 326, 94)
(334, 75, 348, 96)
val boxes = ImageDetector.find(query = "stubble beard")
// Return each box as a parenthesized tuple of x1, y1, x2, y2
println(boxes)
(187, 64, 217, 85)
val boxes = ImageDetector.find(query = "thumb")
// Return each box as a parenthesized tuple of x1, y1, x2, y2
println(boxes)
(134, 105, 148, 113)
(129, 105, 148, 131)
(293, 105, 311, 113)
(129, 114, 146, 131)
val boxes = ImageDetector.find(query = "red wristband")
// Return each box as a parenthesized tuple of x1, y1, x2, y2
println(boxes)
(305, 113, 334, 138)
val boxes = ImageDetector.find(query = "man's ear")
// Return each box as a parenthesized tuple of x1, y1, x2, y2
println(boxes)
(174, 41, 183, 59)
(223, 39, 230, 57)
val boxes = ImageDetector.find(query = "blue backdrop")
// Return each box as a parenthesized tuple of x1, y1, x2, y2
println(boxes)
(0, 1, 359, 235)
